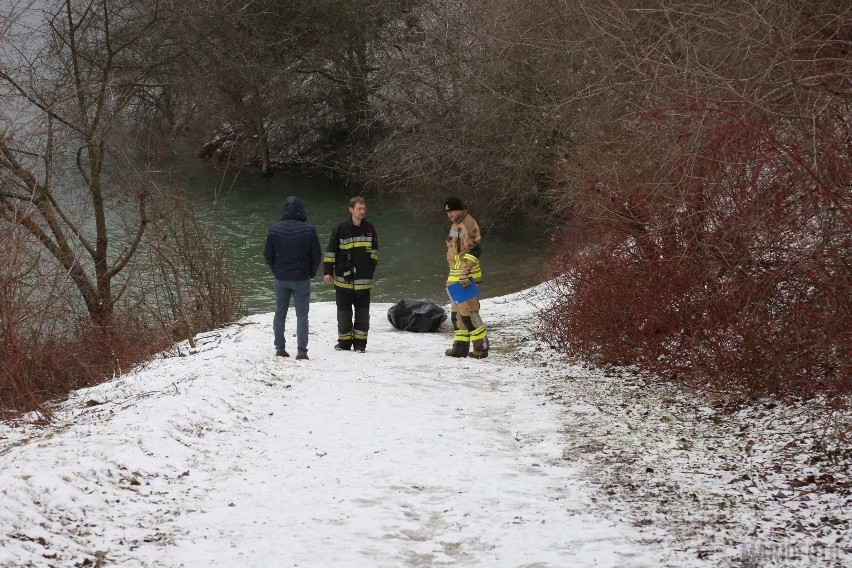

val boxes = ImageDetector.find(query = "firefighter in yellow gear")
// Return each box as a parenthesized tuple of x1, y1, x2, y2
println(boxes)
(443, 197, 489, 358)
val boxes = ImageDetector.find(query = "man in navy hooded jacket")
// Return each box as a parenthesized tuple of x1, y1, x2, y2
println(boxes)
(264, 196, 322, 360)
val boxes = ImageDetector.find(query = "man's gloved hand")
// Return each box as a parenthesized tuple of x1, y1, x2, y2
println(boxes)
(458, 276, 471, 287)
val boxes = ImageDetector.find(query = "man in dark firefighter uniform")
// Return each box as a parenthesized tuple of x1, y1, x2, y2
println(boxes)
(324, 196, 379, 353)
(443, 197, 489, 358)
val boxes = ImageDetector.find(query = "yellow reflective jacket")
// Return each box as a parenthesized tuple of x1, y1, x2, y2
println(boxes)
(446, 211, 483, 284)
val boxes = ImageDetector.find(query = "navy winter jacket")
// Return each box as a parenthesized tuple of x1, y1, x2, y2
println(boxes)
(264, 196, 322, 281)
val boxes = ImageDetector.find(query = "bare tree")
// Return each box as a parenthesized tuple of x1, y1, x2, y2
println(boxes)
(163, 0, 426, 176)
(356, 0, 595, 225)
(0, 0, 174, 325)
(1, 1, 248, 416)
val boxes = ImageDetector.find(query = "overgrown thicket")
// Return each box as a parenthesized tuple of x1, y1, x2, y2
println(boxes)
(363, 0, 576, 223)
(144, 0, 425, 177)
(141, 196, 247, 349)
(540, 0, 851, 399)
(0, 222, 170, 419)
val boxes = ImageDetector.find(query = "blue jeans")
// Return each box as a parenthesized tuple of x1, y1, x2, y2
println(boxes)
(273, 279, 311, 354)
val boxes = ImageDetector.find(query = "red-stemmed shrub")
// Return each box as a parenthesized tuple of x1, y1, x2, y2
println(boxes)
(543, 104, 851, 399)
(0, 231, 171, 418)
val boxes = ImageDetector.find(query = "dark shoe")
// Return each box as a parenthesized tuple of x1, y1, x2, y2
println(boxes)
(295, 353, 309, 360)
(276, 350, 290, 357)
(470, 338, 488, 359)
(354, 346, 365, 353)
(334, 343, 351, 351)
(445, 341, 469, 358)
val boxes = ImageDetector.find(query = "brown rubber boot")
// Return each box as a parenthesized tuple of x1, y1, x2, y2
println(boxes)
(469, 339, 488, 359)
(445, 341, 469, 357)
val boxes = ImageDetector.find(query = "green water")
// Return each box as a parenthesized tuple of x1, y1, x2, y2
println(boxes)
(166, 160, 551, 315)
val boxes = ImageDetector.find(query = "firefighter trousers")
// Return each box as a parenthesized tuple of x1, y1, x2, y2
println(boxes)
(336, 288, 370, 349)
(449, 296, 488, 353)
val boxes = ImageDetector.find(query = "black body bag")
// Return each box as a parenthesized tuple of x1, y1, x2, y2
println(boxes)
(387, 299, 447, 332)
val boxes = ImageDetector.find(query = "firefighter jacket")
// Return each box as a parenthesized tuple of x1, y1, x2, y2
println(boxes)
(324, 218, 378, 291)
(446, 211, 483, 285)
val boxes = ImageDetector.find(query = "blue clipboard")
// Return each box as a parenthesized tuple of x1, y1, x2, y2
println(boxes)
(447, 279, 480, 304)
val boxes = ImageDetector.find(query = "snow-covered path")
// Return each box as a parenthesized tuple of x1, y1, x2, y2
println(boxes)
(0, 290, 667, 567)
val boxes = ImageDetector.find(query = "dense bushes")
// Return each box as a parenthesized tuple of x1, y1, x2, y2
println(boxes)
(539, 0, 850, 399)
(0, 226, 168, 418)
(0, 313, 171, 420)
(543, 104, 851, 399)
(0, 201, 244, 419)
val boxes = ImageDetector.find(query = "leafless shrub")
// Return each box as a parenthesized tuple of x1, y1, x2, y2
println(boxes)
(141, 194, 246, 346)
(542, 0, 851, 400)
(0, 225, 171, 419)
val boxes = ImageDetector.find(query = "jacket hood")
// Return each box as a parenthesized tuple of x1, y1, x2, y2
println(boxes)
(281, 196, 307, 221)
